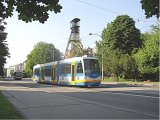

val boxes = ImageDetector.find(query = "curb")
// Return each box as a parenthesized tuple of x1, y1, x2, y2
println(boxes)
(101, 82, 159, 88)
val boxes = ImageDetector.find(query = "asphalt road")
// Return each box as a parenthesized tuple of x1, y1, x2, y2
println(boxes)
(0, 78, 159, 119)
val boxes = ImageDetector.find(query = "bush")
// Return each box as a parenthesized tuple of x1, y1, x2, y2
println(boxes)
(22, 71, 31, 78)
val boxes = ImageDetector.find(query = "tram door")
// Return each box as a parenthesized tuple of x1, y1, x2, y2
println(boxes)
(71, 65, 75, 81)
(42, 67, 45, 80)
(51, 67, 56, 80)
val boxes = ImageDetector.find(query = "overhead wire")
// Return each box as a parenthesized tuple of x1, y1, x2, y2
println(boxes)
(55, 0, 158, 53)
(75, 0, 158, 30)
(76, 0, 147, 22)
(139, 25, 152, 30)
(137, 20, 158, 22)
(76, 0, 120, 15)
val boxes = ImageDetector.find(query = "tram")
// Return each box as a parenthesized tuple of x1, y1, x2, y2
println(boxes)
(33, 56, 101, 87)
(14, 71, 22, 80)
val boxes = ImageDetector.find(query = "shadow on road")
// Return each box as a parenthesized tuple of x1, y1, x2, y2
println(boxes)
(1, 88, 159, 119)
(0, 78, 144, 89)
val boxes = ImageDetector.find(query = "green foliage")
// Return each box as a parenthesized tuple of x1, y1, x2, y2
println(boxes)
(0, 19, 10, 75)
(140, 0, 159, 18)
(151, 23, 160, 32)
(96, 15, 158, 81)
(134, 28, 159, 80)
(100, 49, 138, 79)
(22, 70, 31, 78)
(0, 0, 62, 23)
(102, 15, 142, 55)
(95, 15, 142, 79)
(26, 41, 61, 75)
(104, 77, 134, 82)
(71, 40, 83, 57)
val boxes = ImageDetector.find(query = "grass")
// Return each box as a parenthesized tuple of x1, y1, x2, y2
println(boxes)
(103, 77, 134, 82)
(0, 91, 23, 119)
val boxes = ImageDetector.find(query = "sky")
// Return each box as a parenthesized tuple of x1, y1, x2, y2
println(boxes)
(4, 0, 158, 68)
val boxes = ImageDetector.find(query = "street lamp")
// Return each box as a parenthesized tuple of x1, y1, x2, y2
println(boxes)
(89, 33, 104, 80)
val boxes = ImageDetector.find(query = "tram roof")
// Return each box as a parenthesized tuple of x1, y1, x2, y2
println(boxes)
(33, 56, 97, 68)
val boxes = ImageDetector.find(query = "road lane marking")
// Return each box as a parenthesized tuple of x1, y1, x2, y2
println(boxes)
(59, 87, 159, 99)
(98, 91, 159, 99)
(1, 80, 158, 98)
(56, 93, 158, 119)
(1, 80, 158, 118)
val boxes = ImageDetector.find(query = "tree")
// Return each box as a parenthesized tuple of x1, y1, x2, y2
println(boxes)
(134, 26, 159, 81)
(140, 0, 159, 18)
(103, 15, 142, 55)
(0, 0, 62, 23)
(26, 41, 61, 75)
(0, 19, 10, 75)
(71, 39, 83, 57)
(151, 23, 160, 32)
(95, 15, 142, 79)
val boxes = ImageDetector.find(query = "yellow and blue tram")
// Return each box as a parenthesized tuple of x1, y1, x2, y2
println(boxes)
(33, 56, 101, 87)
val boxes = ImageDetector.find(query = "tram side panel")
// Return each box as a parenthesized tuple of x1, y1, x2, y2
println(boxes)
(57, 62, 71, 85)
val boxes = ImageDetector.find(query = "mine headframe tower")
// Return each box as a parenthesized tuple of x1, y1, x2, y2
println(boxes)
(65, 18, 83, 59)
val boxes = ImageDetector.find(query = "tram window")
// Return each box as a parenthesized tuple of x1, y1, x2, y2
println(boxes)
(45, 69, 51, 76)
(61, 64, 66, 74)
(77, 63, 83, 73)
(84, 59, 100, 73)
(66, 64, 71, 74)
(35, 69, 39, 75)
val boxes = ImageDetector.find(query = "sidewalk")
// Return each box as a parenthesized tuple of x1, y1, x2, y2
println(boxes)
(101, 81, 160, 88)
(2, 90, 89, 119)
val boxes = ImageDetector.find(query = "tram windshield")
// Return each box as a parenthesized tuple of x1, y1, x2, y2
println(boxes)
(14, 72, 22, 77)
(84, 59, 100, 74)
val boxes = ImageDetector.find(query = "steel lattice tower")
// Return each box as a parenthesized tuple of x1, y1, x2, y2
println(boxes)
(65, 18, 83, 58)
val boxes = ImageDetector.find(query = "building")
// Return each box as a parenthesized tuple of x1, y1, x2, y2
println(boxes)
(6, 61, 26, 77)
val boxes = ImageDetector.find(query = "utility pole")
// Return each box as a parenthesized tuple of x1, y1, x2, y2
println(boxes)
(52, 50, 54, 61)
(89, 33, 104, 80)
(102, 53, 104, 80)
